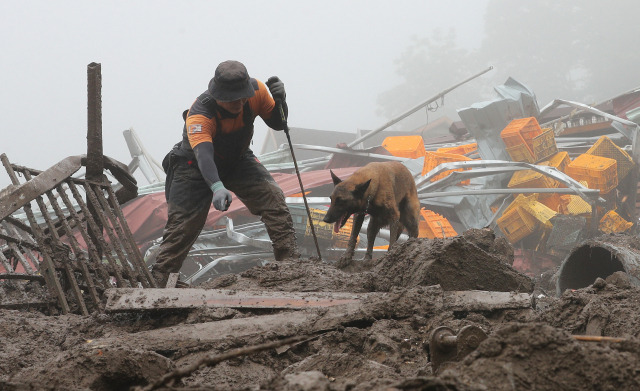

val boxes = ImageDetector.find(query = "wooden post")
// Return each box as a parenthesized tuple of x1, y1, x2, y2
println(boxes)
(86, 62, 103, 180)
(86, 62, 103, 254)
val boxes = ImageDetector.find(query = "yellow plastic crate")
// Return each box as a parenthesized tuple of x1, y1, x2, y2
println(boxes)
(521, 200, 557, 230)
(382, 136, 426, 159)
(558, 194, 592, 215)
(539, 152, 571, 189)
(419, 209, 457, 239)
(506, 143, 536, 163)
(306, 208, 354, 245)
(421, 151, 472, 184)
(538, 193, 567, 213)
(497, 205, 538, 243)
(566, 154, 618, 194)
(541, 151, 571, 173)
(599, 210, 633, 234)
(586, 135, 634, 182)
(508, 169, 557, 189)
(532, 127, 558, 162)
(503, 194, 533, 215)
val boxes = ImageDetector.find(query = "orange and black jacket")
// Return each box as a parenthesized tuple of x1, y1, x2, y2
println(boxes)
(176, 78, 287, 186)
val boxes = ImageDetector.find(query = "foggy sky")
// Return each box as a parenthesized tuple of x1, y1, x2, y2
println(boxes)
(0, 0, 487, 188)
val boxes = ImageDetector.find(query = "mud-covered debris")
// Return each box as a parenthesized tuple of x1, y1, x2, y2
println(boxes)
(537, 278, 640, 339)
(439, 322, 640, 391)
(370, 235, 533, 293)
(10, 347, 173, 391)
(283, 370, 330, 390)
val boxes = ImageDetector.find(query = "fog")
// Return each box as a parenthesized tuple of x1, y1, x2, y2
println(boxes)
(0, 0, 489, 188)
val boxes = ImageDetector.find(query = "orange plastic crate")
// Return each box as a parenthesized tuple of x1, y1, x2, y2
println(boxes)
(501, 117, 543, 152)
(421, 151, 472, 184)
(532, 127, 558, 162)
(497, 206, 538, 243)
(382, 136, 426, 159)
(566, 154, 618, 194)
(436, 143, 478, 156)
(419, 209, 457, 239)
(501, 128, 529, 149)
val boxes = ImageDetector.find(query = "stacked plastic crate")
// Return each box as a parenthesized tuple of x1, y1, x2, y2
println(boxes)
(500, 117, 558, 163)
(418, 209, 457, 239)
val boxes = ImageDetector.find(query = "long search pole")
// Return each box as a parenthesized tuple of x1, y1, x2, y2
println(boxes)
(347, 66, 494, 148)
(276, 101, 323, 260)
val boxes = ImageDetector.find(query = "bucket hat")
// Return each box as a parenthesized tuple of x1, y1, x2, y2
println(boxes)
(208, 60, 255, 102)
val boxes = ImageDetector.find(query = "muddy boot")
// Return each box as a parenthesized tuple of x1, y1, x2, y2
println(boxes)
(273, 245, 301, 262)
(151, 268, 170, 288)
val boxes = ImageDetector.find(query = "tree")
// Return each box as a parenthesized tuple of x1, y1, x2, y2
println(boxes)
(378, 0, 640, 127)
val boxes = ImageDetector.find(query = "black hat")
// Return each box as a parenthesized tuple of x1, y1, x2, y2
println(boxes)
(208, 60, 255, 102)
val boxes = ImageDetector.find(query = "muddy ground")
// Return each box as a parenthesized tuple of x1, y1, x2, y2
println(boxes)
(2, 229, 640, 390)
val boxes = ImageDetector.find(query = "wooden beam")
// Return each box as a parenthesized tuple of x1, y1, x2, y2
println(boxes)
(104, 288, 365, 312)
(443, 290, 533, 311)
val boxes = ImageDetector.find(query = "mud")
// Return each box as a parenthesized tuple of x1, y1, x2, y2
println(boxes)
(2, 229, 640, 390)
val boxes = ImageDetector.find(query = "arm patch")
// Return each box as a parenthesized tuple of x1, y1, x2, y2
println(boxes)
(188, 124, 203, 134)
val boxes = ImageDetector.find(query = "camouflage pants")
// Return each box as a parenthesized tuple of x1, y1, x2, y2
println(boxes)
(153, 151, 299, 274)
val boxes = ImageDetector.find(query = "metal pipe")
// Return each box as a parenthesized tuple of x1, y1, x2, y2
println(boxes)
(347, 66, 493, 148)
(556, 238, 640, 295)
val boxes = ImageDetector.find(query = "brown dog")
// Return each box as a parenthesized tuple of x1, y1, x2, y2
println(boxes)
(323, 161, 420, 262)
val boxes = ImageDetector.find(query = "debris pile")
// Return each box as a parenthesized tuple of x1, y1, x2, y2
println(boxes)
(3, 237, 640, 390)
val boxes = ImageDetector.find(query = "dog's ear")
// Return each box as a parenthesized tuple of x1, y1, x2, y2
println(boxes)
(330, 170, 342, 186)
(353, 179, 371, 199)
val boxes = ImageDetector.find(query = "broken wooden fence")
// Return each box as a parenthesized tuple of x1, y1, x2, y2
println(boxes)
(0, 153, 156, 315)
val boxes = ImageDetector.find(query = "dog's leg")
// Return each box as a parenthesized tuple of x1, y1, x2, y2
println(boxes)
(364, 217, 382, 261)
(342, 213, 365, 262)
(389, 220, 402, 247)
(400, 201, 420, 238)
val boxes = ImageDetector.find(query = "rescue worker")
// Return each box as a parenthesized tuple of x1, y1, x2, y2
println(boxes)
(151, 60, 300, 287)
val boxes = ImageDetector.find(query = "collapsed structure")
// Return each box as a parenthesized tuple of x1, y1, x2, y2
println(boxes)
(2, 66, 640, 306)
(2, 64, 640, 390)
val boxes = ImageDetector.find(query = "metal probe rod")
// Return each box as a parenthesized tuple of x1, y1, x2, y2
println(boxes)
(277, 102, 322, 260)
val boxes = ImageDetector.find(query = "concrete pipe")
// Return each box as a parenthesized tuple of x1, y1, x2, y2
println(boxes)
(556, 238, 640, 295)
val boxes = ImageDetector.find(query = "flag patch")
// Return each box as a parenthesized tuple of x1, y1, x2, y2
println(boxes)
(188, 124, 202, 134)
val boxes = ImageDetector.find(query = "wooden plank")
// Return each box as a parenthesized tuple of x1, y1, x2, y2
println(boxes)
(0, 155, 82, 221)
(87, 311, 316, 352)
(165, 273, 179, 288)
(104, 288, 365, 312)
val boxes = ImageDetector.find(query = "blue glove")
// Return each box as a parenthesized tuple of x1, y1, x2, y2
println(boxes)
(266, 76, 286, 102)
(210, 181, 232, 211)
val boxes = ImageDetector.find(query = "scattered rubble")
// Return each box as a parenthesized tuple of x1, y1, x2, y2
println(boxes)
(3, 230, 640, 390)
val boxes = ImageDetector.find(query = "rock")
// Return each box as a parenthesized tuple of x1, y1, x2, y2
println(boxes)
(283, 371, 331, 391)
